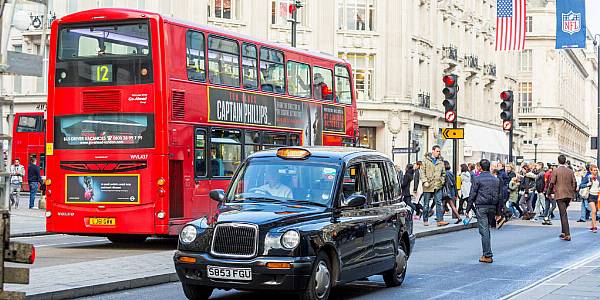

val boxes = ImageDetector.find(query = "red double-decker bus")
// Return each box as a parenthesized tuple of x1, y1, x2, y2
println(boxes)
(46, 8, 358, 242)
(12, 112, 46, 189)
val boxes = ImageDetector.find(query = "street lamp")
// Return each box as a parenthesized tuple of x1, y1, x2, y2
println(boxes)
(533, 139, 539, 163)
(594, 34, 600, 167)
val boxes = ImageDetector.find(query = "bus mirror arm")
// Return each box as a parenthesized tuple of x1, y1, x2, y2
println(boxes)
(209, 189, 227, 203)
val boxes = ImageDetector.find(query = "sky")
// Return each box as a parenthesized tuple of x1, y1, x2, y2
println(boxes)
(587, 0, 600, 34)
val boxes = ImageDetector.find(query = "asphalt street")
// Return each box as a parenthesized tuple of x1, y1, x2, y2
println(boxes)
(76, 215, 600, 300)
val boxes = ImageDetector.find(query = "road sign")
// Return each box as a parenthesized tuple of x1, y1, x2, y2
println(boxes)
(516, 156, 524, 164)
(444, 110, 456, 123)
(442, 128, 464, 139)
(502, 120, 513, 131)
(392, 147, 418, 154)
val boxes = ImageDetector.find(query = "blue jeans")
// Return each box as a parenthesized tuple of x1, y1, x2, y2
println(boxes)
(476, 207, 495, 258)
(422, 189, 443, 223)
(29, 182, 38, 208)
(580, 197, 590, 221)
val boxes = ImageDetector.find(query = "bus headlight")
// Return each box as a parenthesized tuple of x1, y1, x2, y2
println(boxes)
(180, 225, 197, 244)
(281, 230, 300, 250)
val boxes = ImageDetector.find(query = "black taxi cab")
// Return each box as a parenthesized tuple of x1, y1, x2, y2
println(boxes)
(173, 147, 415, 300)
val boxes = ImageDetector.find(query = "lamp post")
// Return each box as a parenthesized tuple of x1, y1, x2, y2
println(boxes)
(533, 139, 538, 163)
(594, 34, 600, 167)
(289, 1, 303, 47)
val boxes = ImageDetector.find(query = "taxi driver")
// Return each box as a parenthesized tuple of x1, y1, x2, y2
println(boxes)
(255, 171, 293, 199)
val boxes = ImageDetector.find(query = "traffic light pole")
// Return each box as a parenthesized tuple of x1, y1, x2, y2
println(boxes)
(453, 117, 458, 179)
(509, 128, 513, 163)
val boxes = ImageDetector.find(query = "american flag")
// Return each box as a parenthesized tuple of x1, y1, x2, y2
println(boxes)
(496, 0, 526, 51)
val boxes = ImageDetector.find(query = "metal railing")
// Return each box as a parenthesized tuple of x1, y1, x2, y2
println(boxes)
(417, 92, 430, 108)
(465, 55, 480, 69)
(442, 45, 458, 61)
(483, 63, 496, 76)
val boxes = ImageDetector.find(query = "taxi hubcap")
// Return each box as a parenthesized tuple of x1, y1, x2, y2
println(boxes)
(314, 261, 330, 299)
(396, 246, 407, 279)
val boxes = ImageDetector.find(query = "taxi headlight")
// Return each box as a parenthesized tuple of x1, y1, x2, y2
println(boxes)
(180, 225, 197, 244)
(281, 230, 300, 249)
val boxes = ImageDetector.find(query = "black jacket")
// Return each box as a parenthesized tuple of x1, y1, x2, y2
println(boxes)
(413, 169, 420, 193)
(401, 169, 414, 197)
(467, 172, 502, 213)
(28, 163, 41, 183)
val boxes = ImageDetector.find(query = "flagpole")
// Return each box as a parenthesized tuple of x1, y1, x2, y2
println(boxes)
(595, 35, 600, 167)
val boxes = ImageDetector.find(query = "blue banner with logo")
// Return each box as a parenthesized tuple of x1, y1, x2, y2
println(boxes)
(556, 0, 586, 49)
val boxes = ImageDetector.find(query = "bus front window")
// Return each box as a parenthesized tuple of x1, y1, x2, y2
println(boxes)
(56, 21, 153, 87)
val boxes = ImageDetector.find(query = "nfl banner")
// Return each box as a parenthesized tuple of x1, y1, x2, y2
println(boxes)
(556, 0, 586, 49)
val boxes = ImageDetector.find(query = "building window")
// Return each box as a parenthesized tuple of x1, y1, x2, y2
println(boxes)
(208, 0, 240, 20)
(359, 127, 376, 149)
(271, 0, 307, 26)
(338, 0, 375, 31)
(519, 82, 532, 108)
(67, 0, 78, 14)
(519, 49, 532, 72)
(525, 16, 533, 33)
(341, 53, 374, 101)
(13, 45, 21, 94)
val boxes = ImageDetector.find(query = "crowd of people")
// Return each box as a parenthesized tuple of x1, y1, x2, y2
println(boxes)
(400, 146, 583, 262)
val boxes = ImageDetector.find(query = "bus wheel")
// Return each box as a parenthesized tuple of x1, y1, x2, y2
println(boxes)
(107, 234, 147, 244)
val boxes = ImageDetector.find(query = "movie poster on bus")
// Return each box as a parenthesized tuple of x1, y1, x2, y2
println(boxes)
(303, 103, 322, 146)
(65, 175, 140, 204)
(274, 98, 305, 129)
(209, 88, 274, 127)
(322, 105, 345, 133)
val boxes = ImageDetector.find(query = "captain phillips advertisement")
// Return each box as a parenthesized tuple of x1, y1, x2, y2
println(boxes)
(65, 175, 140, 204)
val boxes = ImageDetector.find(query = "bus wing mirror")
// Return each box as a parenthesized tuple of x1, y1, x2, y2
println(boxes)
(209, 189, 226, 203)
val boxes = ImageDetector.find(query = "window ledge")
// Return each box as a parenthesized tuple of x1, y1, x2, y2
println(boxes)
(207, 17, 246, 27)
(270, 24, 312, 32)
(336, 30, 379, 36)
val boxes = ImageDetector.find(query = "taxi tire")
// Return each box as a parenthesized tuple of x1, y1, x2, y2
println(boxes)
(382, 240, 408, 287)
(182, 283, 213, 300)
(300, 252, 332, 300)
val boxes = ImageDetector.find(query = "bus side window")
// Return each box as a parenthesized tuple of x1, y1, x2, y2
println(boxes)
(313, 67, 333, 101)
(195, 129, 207, 178)
(242, 43, 258, 89)
(289, 133, 301, 146)
(260, 48, 284, 94)
(210, 128, 241, 177)
(335, 65, 352, 104)
(287, 61, 311, 98)
(186, 30, 206, 82)
(208, 36, 240, 87)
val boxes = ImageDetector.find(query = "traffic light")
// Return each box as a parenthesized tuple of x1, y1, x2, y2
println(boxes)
(500, 90, 514, 131)
(442, 74, 458, 123)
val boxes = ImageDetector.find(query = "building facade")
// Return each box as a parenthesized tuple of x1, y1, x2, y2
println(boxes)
(517, 0, 598, 166)
(6, 0, 522, 167)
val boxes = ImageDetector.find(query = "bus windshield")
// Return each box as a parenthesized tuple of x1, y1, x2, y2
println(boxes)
(56, 21, 153, 87)
(54, 114, 155, 149)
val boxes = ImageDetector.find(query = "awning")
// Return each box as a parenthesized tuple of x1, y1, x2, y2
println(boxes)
(463, 124, 509, 155)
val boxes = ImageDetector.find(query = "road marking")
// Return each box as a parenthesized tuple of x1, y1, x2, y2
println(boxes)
(499, 247, 600, 299)
(36, 239, 108, 248)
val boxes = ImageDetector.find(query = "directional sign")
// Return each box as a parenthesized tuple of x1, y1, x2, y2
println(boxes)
(444, 110, 456, 123)
(442, 128, 464, 139)
(392, 147, 418, 154)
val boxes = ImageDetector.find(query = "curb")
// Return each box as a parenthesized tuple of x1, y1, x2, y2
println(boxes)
(12, 231, 53, 238)
(21, 222, 475, 299)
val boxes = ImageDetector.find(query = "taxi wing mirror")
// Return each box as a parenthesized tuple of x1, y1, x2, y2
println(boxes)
(343, 194, 366, 208)
(209, 189, 226, 202)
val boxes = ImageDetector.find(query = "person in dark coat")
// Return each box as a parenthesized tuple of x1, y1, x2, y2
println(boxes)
(27, 157, 41, 209)
(401, 164, 417, 212)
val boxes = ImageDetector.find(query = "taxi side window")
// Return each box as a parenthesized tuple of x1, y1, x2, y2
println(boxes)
(342, 164, 363, 199)
(386, 161, 401, 201)
(365, 162, 385, 206)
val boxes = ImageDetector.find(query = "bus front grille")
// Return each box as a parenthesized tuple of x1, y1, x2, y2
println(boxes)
(210, 223, 258, 259)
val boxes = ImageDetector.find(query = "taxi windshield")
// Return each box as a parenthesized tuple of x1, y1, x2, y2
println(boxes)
(227, 160, 339, 207)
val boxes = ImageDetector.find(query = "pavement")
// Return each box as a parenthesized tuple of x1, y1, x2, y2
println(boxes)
(10, 194, 46, 237)
(4, 207, 477, 300)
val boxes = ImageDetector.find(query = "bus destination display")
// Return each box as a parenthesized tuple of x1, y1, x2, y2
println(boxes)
(91, 64, 113, 82)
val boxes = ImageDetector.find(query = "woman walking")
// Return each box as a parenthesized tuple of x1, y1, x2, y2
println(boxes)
(508, 175, 522, 218)
(401, 164, 418, 214)
(442, 160, 462, 224)
(459, 164, 472, 215)
(586, 165, 600, 233)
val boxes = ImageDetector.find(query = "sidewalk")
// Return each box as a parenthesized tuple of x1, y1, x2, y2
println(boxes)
(8, 215, 476, 300)
(10, 195, 46, 237)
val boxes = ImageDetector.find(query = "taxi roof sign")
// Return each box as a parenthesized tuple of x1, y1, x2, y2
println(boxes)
(276, 148, 311, 159)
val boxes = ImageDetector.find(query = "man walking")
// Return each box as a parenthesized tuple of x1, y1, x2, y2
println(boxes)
(534, 162, 547, 221)
(27, 157, 41, 209)
(466, 159, 502, 263)
(421, 145, 448, 227)
(9, 158, 25, 208)
(546, 155, 577, 241)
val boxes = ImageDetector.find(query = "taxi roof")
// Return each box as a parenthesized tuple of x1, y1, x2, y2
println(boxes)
(249, 147, 389, 162)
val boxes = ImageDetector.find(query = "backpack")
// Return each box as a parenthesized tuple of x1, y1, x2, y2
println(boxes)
(535, 173, 545, 193)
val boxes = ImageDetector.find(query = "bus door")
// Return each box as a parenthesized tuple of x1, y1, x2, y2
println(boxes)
(169, 126, 195, 221)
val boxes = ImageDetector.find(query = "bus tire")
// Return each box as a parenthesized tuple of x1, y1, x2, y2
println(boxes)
(107, 234, 147, 244)
(182, 283, 213, 300)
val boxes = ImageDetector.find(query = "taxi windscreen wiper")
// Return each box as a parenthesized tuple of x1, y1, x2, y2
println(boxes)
(286, 200, 328, 207)
(237, 197, 283, 203)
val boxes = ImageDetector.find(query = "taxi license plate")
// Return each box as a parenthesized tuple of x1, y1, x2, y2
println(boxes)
(89, 218, 116, 226)
(207, 266, 252, 281)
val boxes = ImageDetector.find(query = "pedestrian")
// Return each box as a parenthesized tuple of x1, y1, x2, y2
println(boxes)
(27, 157, 41, 209)
(458, 164, 472, 215)
(442, 160, 462, 224)
(584, 165, 599, 232)
(421, 145, 448, 227)
(412, 161, 424, 218)
(508, 175, 523, 218)
(466, 159, 502, 263)
(546, 155, 577, 241)
(9, 158, 25, 208)
(534, 162, 547, 221)
(545, 164, 556, 218)
(578, 165, 592, 222)
(519, 169, 537, 220)
(401, 164, 417, 213)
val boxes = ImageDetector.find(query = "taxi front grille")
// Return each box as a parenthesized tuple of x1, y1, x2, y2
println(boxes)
(210, 223, 258, 258)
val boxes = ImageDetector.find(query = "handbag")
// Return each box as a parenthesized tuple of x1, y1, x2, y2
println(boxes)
(579, 186, 590, 198)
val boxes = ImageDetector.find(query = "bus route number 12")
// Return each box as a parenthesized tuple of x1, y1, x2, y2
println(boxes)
(93, 64, 113, 82)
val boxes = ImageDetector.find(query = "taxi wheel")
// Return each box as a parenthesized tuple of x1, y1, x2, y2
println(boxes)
(301, 252, 332, 300)
(182, 283, 213, 300)
(382, 240, 408, 287)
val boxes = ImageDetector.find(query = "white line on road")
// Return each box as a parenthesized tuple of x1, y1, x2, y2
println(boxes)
(35, 239, 109, 248)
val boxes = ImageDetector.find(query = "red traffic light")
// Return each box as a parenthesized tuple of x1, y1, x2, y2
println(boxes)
(443, 75, 456, 86)
(500, 91, 513, 101)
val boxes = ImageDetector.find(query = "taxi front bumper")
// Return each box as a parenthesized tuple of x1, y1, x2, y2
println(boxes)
(174, 251, 314, 291)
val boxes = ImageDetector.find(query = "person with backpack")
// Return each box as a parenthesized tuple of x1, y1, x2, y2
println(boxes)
(534, 162, 547, 220)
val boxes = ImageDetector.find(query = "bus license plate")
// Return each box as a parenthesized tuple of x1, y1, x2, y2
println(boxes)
(207, 266, 252, 281)
(89, 218, 116, 226)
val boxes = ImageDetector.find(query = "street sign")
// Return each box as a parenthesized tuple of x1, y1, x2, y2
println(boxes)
(502, 120, 513, 131)
(516, 156, 524, 164)
(392, 147, 418, 154)
(444, 110, 456, 123)
(442, 128, 464, 139)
